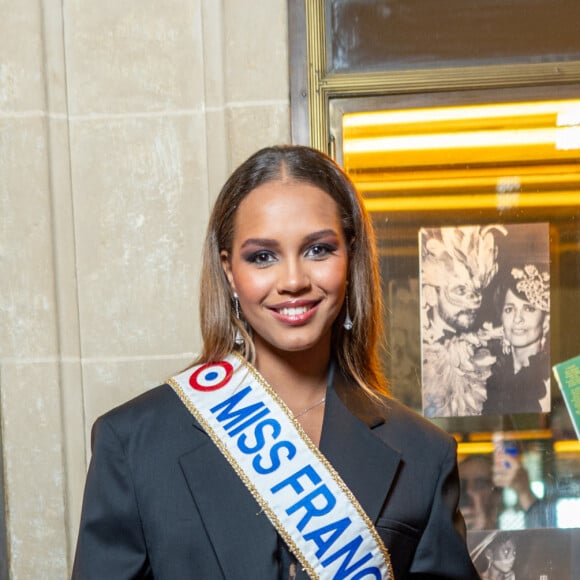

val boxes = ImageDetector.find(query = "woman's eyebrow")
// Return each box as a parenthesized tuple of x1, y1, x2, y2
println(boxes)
(302, 229, 339, 244)
(240, 238, 279, 250)
(240, 230, 339, 250)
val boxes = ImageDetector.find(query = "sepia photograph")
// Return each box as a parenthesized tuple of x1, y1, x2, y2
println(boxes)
(468, 528, 578, 579)
(420, 223, 550, 418)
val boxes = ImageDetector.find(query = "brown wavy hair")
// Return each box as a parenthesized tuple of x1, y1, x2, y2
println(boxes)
(194, 145, 388, 398)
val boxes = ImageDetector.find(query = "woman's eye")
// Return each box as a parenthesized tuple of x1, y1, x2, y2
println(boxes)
(247, 251, 276, 265)
(503, 306, 513, 314)
(524, 305, 537, 313)
(306, 243, 335, 259)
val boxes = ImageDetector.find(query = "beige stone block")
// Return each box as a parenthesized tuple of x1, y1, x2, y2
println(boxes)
(45, 116, 82, 359)
(223, 0, 289, 103)
(204, 108, 229, 201)
(0, 361, 68, 579)
(226, 103, 291, 169)
(200, 0, 226, 108)
(42, 0, 70, 115)
(0, 0, 45, 112)
(80, 355, 194, 447)
(0, 117, 59, 359)
(64, 0, 206, 114)
(58, 359, 86, 566)
(69, 115, 207, 357)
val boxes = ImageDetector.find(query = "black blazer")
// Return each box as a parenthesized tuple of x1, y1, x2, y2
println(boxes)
(72, 372, 478, 579)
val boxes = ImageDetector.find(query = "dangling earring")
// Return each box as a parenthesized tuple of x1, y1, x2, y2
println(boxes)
(233, 293, 244, 346)
(343, 294, 353, 331)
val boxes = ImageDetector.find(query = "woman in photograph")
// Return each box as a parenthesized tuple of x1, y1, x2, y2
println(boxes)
(483, 264, 550, 415)
(72, 145, 478, 579)
(472, 531, 517, 580)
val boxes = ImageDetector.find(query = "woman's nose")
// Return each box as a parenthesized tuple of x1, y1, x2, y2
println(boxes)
(277, 259, 310, 293)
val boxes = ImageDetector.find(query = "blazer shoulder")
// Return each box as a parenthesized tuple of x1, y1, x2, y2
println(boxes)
(94, 383, 192, 442)
(376, 396, 456, 457)
(101, 383, 177, 422)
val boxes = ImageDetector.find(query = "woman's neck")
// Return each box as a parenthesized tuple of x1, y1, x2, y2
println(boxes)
(253, 340, 332, 447)
(253, 339, 332, 408)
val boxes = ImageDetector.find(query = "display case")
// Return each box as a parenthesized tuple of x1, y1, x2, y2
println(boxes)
(290, 1, 580, 575)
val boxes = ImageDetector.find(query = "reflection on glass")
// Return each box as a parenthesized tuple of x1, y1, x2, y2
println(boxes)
(340, 96, 580, 533)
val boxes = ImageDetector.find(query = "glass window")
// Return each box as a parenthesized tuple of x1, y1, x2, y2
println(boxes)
(331, 86, 580, 536)
(327, 0, 580, 73)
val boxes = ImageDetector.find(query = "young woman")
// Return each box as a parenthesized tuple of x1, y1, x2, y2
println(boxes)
(483, 264, 550, 415)
(472, 532, 517, 580)
(72, 145, 478, 579)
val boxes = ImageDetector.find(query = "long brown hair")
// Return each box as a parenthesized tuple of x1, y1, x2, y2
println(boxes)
(194, 145, 388, 397)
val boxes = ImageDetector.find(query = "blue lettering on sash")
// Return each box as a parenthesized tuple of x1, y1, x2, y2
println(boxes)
(287, 484, 336, 531)
(303, 517, 351, 558)
(238, 418, 281, 454)
(253, 440, 297, 474)
(210, 385, 266, 432)
(228, 407, 271, 436)
(322, 536, 380, 580)
(271, 464, 321, 494)
(211, 387, 297, 473)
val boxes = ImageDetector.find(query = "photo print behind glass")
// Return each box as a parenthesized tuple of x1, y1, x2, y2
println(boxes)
(419, 223, 550, 418)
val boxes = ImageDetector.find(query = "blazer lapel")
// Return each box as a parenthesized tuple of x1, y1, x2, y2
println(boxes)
(178, 426, 278, 579)
(319, 379, 402, 524)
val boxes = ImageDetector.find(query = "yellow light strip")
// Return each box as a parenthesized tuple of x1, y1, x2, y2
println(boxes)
(553, 440, 580, 453)
(344, 127, 580, 153)
(363, 192, 580, 212)
(343, 99, 580, 127)
(457, 442, 494, 455)
(459, 440, 580, 455)
(357, 172, 580, 194)
(468, 430, 553, 442)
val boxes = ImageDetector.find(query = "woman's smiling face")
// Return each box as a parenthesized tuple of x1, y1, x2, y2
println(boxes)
(221, 179, 348, 359)
(502, 288, 545, 350)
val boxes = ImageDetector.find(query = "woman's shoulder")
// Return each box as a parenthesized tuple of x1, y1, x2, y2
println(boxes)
(100, 383, 178, 421)
(93, 382, 191, 444)
(379, 396, 456, 451)
(336, 373, 455, 453)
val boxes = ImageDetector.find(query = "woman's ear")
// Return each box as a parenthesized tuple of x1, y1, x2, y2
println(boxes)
(220, 250, 236, 293)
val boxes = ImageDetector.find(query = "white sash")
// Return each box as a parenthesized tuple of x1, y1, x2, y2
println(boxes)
(168, 354, 393, 579)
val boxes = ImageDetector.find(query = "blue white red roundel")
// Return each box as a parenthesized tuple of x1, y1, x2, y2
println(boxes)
(189, 361, 233, 392)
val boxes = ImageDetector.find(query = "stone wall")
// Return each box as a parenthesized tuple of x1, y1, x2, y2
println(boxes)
(0, 1, 290, 577)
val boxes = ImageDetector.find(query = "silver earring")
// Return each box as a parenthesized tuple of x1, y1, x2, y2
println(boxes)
(343, 295, 353, 331)
(233, 293, 244, 345)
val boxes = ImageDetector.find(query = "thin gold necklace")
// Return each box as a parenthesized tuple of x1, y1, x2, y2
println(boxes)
(293, 396, 326, 419)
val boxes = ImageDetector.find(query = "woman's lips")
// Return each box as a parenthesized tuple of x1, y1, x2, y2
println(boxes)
(269, 301, 320, 325)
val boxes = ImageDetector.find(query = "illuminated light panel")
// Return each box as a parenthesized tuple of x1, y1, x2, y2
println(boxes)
(343, 99, 580, 128)
(344, 127, 580, 153)
(363, 192, 580, 212)
(457, 442, 494, 455)
(553, 440, 580, 453)
(342, 99, 580, 212)
(357, 172, 580, 194)
(468, 430, 553, 442)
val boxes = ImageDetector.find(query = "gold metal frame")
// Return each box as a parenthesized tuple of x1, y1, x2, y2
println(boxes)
(303, 0, 580, 154)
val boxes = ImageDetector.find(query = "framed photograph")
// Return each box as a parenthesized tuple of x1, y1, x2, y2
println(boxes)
(419, 223, 550, 418)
